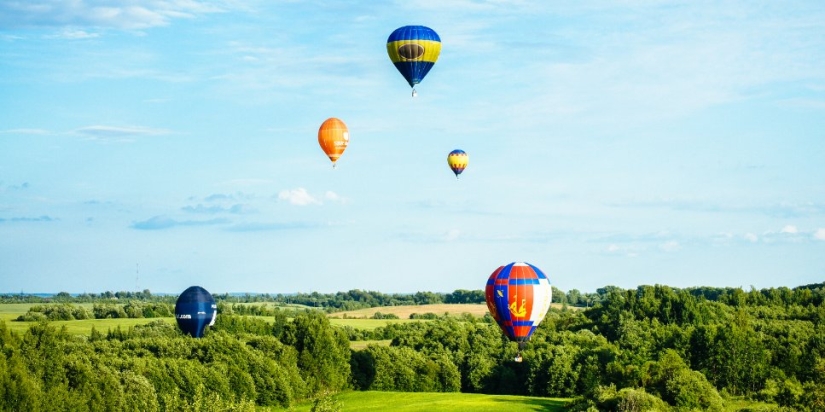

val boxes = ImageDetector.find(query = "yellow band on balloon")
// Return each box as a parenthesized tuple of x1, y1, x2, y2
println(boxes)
(386, 40, 442, 63)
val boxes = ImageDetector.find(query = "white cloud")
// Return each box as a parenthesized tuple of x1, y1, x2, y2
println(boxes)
(659, 240, 681, 252)
(52, 29, 99, 39)
(781, 225, 799, 234)
(814, 229, 825, 241)
(744, 233, 759, 243)
(604, 243, 642, 257)
(278, 188, 320, 206)
(323, 191, 349, 204)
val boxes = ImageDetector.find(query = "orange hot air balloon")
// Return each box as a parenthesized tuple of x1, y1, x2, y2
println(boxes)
(318, 118, 349, 168)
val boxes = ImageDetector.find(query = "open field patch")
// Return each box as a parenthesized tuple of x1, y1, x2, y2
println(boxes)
(330, 303, 573, 320)
(274, 390, 570, 412)
(349, 339, 393, 350)
(1, 316, 176, 335)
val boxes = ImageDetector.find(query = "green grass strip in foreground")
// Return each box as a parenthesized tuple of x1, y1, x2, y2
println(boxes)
(276, 391, 570, 412)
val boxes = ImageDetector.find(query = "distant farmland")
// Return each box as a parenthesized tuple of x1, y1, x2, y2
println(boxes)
(329, 302, 572, 320)
(329, 303, 490, 319)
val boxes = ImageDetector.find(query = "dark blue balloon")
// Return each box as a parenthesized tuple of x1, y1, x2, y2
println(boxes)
(175, 286, 217, 338)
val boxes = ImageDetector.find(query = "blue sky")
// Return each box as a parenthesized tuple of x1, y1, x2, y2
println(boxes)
(1, 1, 824, 295)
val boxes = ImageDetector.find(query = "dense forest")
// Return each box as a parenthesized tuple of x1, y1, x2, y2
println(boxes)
(1, 283, 824, 411)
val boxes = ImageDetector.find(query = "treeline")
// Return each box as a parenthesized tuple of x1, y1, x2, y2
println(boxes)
(0, 311, 350, 411)
(13, 284, 817, 311)
(17, 302, 174, 321)
(225, 289, 489, 311)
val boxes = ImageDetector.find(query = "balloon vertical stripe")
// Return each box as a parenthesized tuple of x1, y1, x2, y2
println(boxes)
(485, 262, 552, 343)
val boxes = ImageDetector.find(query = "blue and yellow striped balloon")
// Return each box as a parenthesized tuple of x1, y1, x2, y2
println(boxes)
(387, 25, 441, 90)
(447, 149, 468, 178)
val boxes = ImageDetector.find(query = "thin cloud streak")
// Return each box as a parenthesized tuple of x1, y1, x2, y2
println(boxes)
(0, 0, 229, 30)
(73, 125, 171, 142)
(131, 216, 229, 230)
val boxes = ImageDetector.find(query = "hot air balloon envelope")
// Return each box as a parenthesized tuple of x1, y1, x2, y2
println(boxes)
(175, 286, 217, 338)
(485, 262, 552, 343)
(447, 149, 468, 177)
(386, 25, 441, 89)
(318, 117, 349, 167)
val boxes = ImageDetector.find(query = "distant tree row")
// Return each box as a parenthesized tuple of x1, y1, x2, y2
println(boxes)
(17, 302, 173, 321)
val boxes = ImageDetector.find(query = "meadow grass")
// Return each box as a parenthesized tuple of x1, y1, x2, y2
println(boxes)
(273, 391, 570, 412)
(329, 317, 417, 330)
(230, 302, 314, 310)
(0, 303, 171, 335)
(1, 316, 176, 336)
(349, 339, 392, 350)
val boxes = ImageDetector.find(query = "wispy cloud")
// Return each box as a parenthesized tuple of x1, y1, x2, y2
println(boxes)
(604, 243, 642, 258)
(608, 198, 825, 218)
(2, 182, 31, 191)
(0, 0, 229, 30)
(226, 221, 317, 232)
(181, 204, 252, 214)
(73, 125, 171, 142)
(814, 229, 825, 241)
(0, 128, 51, 135)
(46, 29, 100, 39)
(277, 188, 347, 207)
(131, 215, 228, 230)
(278, 188, 320, 206)
(780, 225, 798, 234)
(0, 215, 58, 223)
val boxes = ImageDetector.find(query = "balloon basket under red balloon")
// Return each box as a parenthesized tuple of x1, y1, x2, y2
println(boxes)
(515, 341, 526, 363)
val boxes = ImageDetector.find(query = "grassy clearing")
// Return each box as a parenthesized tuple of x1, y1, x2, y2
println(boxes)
(722, 397, 776, 411)
(329, 317, 416, 330)
(0, 303, 33, 324)
(1, 317, 176, 336)
(0, 303, 173, 336)
(229, 302, 315, 310)
(273, 391, 570, 412)
(349, 340, 392, 350)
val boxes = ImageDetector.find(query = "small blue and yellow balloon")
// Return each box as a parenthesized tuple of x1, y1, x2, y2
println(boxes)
(386, 25, 441, 96)
(447, 149, 468, 178)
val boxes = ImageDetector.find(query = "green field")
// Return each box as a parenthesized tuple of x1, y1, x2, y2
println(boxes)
(349, 339, 393, 350)
(0, 303, 419, 337)
(273, 391, 569, 412)
(329, 317, 417, 330)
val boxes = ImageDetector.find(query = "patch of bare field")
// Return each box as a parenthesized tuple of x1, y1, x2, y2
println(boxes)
(330, 304, 488, 319)
(329, 303, 576, 320)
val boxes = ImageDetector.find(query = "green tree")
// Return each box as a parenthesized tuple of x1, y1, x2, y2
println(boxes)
(282, 311, 351, 393)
